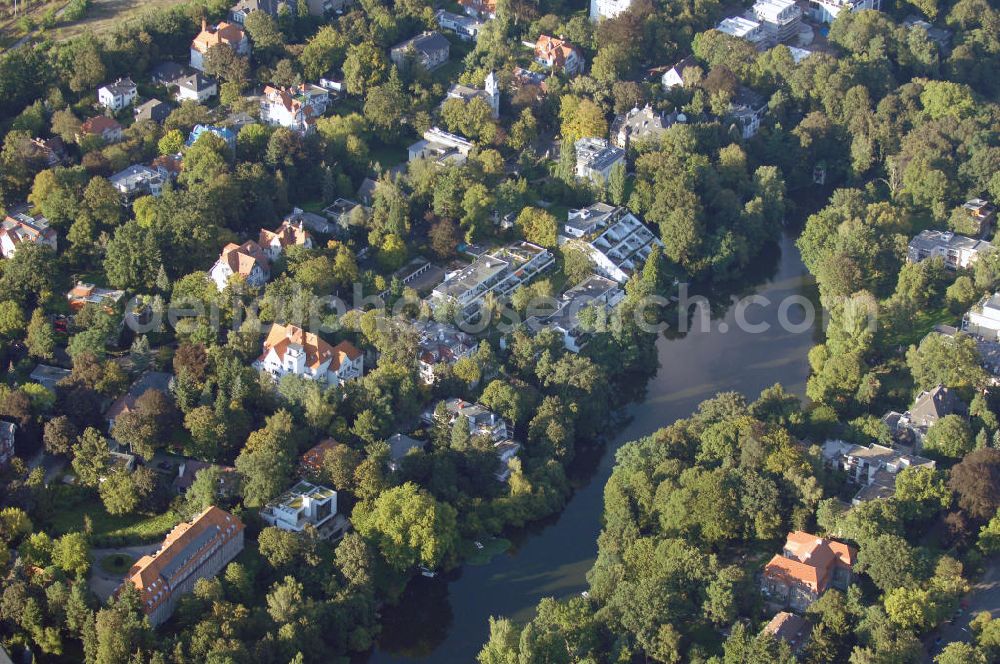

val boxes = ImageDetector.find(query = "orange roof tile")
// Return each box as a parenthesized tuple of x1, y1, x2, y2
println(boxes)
(763, 531, 855, 594)
(192, 20, 246, 54)
(260, 323, 361, 371)
(259, 220, 311, 250)
(221, 240, 268, 278)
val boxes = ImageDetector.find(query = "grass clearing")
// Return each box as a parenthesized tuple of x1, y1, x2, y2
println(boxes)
(45, 488, 181, 545)
(461, 537, 511, 565)
(51, 0, 189, 41)
(99, 552, 136, 574)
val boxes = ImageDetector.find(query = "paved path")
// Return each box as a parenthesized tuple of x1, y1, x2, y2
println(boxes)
(927, 554, 1000, 658)
(88, 542, 160, 600)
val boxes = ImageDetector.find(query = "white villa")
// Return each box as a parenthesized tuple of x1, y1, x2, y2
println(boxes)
(560, 204, 663, 283)
(590, 0, 633, 20)
(260, 84, 330, 134)
(254, 323, 363, 386)
(964, 293, 1000, 341)
(408, 127, 475, 166)
(808, 0, 881, 24)
(907, 230, 991, 269)
(0, 212, 57, 258)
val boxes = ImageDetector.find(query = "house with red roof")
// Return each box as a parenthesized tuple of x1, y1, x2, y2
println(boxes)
(253, 323, 363, 386)
(190, 19, 250, 71)
(258, 218, 313, 261)
(77, 116, 123, 144)
(0, 212, 57, 258)
(260, 84, 330, 134)
(761, 531, 856, 610)
(534, 35, 585, 75)
(209, 240, 270, 291)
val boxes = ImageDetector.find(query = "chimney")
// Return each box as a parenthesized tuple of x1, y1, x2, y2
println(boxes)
(202, 18, 207, 32)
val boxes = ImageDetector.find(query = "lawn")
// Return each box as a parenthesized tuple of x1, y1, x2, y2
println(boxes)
(460, 537, 511, 565)
(882, 305, 957, 349)
(51, 0, 190, 41)
(99, 552, 135, 574)
(45, 490, 181, 545)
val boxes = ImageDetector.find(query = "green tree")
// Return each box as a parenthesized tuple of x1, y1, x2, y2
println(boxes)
(924, 415, 975, 459)
(516, 207, 558, 248)
(71, 427, 110, 487)
(52, 532, 90, 579)
(26, 308, 55, 360)
(234, 410, 297, 507)
(353, 482, 459, 571)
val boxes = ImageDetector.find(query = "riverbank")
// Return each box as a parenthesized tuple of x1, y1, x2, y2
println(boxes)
(366, 231, 817, 662)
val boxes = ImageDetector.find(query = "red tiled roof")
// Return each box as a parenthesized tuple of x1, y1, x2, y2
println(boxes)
(259, 323, 361, 371)
(763, 531, 855, 594)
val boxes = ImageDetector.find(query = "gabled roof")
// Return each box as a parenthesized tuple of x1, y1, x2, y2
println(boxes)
(219, 240, 268, 278)
(126, 506, 243, 614)
(300, 439, 338, 475)
(192, 20, 246, 54)
(259, 323, 361, 371)
(259, 219, 311, 250)
(105, 372, 173, 421)
(909, 385, 961, 427)
(764, 531, 855, 594)
(80, 116, 122, 135)
(534, 35, 580, 67)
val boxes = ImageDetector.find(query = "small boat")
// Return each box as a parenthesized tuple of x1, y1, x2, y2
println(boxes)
(418, 566, 437, 578)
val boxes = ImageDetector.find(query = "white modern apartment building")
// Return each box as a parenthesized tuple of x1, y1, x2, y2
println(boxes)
(260, 481, 344, 539)
(415, 320, 476, 384)
(716, 16, 766, 47)
(808, 0, 880, 24)
(430, 242, 555, 321)
(964, 293, 1000, 341)
(750, 0, 802, 46)
(560, 204, 663, 283)
(109, 165, 165, 199)
(408, 127, 475, 166)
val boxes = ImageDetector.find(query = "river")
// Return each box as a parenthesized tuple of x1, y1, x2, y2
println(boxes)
(368, 231, 817, 663)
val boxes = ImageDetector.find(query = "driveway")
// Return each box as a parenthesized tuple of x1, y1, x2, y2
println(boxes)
(926, 554, 1000, 658)
(88, 542, 160, 600)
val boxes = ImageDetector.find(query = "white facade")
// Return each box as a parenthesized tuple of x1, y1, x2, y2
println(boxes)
(717, 16, 766, 46)
(964, 293, 1000, 341)
(253, 323, 363, 386)
(174, 74, 218, 103)
(98, 78, 138, 112)
(408, 127, 474, 165)
(560, 204, 663, 283)
(0, 213, 57, 258)
(574, 137, 626, 183)
(751, 0, 802, 46)
(908, 230, 991, 269)
(260, 481, 339, 537)
(435, 9, 486, 41)
(808, 0, 880, 24)
(590, 0, 632, 20)
(109, 165, 165, 199)
(525, 275, 625, 352)
(209, 241, 269, 291)
(260, 84, 330, 134)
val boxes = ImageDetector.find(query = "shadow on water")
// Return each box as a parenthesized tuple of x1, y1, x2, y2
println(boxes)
(364, 231, 817, 663)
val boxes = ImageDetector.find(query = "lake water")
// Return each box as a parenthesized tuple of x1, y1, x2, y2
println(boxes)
(368, 232, 817, 662)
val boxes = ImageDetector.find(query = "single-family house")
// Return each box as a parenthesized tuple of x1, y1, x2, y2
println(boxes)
(299, 439, 338, 477)
(170, 459, 237, 495)
(534, 35, 585, 75)
(959, 198, 996, 237)
(190, 20, 250, 72)
(77, 116, 123, 144)
(254, 323, 363, 386)
(883, 385, 964, 449)
(30, 137, 67, 167)
(0, 212, 57, 258)
(229, 0, 282, 23)
(390, 31, 451, 72)
(322, 198, 367, 234)
(458, 0, 496, 17)
(661, 55, 698, 89)
(125, 507, 244, 627)
(67, 282, 125, 313)
(29, 364, 71, 391)
(258, 219, 313, 260)
(907, 230, 991, 269)
(727, 87, 768, 139)
(150, 61, 190, 87)
(187, 124, 236, 150)
(388, 433, 424, 472)
(494, 440, 521, 481)
(611, 105, 679, 148)
(260, 481, 346, 539)
(574, 137, 626, 182)
(963, 292, 1000, 340)
(134, 99, 172, 124)
(105, 372, 174, 430)
(109, 165, 165, 199)
(761, 531, 856, 611)
(425, 398, 510, 441)
(98, 78, 138, 112)
(174, 73, 218, 103)
(260, 84, 330, 133)
(209, 241, 270, 291)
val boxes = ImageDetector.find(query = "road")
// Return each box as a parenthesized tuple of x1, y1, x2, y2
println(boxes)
(927, 554, 1000, 658)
